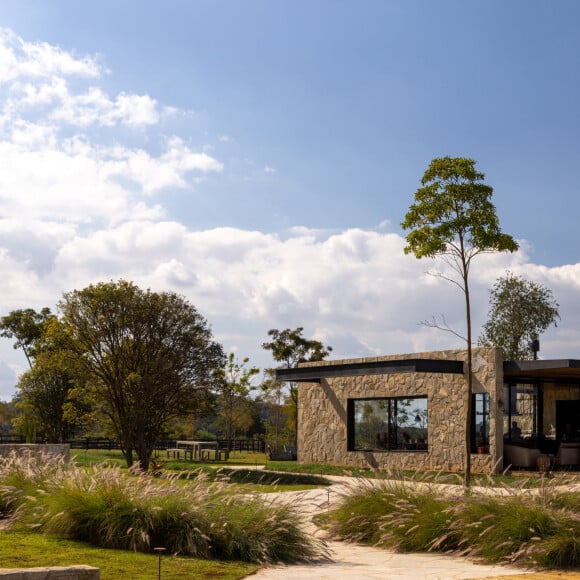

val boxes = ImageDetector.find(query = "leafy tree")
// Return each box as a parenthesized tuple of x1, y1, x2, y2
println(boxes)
(401, 156, 518, 488)
(59, 280, 225, 470)
(15, 318, 83, 443)
(0, 308, 54, 368)
(262, 327, 332, 447)
(0, 310, 86, 443)
(0, 400, 17, 440)
(259, 370, 294, 451)
(479, 272, 559, 360)
(215, 352, 259, 448)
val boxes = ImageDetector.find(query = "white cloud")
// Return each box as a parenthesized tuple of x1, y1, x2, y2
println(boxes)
(0, 30, 223, 228)
(1, 220, 580, 400)
(0, 27, 579, 401)
(263, 165, 276, 173)
(0, 28, 101, 82)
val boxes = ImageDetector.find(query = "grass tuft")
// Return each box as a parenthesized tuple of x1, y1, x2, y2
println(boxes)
(0, 452, 327, 563)
(326, 472, 580, 570)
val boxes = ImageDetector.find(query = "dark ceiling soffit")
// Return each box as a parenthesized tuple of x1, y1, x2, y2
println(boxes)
(503, 359, 580, 384)
(275, 359, 464, 383)
(503, 359, 580, 372)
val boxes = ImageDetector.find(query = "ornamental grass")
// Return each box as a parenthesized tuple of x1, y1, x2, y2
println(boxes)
(327, 472, 580, 570)
(0, 451, 327, 563)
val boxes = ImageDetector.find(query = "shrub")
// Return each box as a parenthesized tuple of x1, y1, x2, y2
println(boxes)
(531, 516, 580, 569)
(0, 454, 327, 563)
(326, 475, 580, 570)
(206, 494, 328, 563)
(326, 479, 402, 545)
(378, 492, 457, 553)
(451, 495, 558, 563)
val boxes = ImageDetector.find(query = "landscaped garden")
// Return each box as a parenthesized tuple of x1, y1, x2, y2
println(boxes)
(0, 450, 330, 579)
(2, 448, 579, 576)
(318, 472, 580, 571)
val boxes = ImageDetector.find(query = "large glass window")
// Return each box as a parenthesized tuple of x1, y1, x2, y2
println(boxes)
(471, 393, 490, 453)
(503, 384, 538, 440)
(348, 397, 428, 452)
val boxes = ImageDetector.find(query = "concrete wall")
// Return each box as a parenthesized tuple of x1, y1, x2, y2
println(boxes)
(0, 566, 99, 579)
(297, 347, 504, 474)
(0, 444, 70, 462)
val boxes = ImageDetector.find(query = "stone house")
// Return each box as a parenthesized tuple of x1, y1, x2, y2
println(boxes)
(276, 347, 580, 473)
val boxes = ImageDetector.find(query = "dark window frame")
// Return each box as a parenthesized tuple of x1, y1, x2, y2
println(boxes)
(471, 393, 490, 454)
(347, 396, 428, 452)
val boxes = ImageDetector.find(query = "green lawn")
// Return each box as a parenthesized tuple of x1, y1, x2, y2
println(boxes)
(0, 532, 258, 579)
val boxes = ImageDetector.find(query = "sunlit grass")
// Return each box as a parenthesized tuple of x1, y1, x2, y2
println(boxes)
(0, 531, 258, 580)
(0, 452, 328, 564)
(324, 473, 580, 569)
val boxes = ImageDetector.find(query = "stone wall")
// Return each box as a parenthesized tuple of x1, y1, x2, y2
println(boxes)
(0, 444, 70, 462)
(297, 347, 504, 474)
(0, 566, 99, 579)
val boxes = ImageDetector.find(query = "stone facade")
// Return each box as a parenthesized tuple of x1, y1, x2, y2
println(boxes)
(297, 347, 504, 474)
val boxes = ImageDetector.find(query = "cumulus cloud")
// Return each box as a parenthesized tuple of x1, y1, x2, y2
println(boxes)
(0, 29, 222, 229)
(0, 27, 579, 401)
(1, 220, 580, 400)
(0, 28, 101, 81)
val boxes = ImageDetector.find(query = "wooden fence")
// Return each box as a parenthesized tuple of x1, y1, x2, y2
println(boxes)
(0, 436, 265, 453)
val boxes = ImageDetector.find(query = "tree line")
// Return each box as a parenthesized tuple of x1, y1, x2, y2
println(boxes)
(0, 158, 560, 477)
(0, 280, 331, 470)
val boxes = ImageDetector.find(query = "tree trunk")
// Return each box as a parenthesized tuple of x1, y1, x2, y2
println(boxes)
(464, 273, 473, 490)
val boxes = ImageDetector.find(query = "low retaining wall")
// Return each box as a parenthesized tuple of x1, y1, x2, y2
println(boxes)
(0, 444, 70, 462)
(0, 566, 99, 579)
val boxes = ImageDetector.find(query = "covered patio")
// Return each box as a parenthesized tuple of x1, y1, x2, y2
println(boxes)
(503, 359, 580, 469)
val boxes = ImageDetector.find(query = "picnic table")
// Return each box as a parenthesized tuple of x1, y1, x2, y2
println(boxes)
(166, 440, 227, 461)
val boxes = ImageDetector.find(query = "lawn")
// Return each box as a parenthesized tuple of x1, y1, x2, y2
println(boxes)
(0, 532, 258, 580)
(0, 451, 329, 572)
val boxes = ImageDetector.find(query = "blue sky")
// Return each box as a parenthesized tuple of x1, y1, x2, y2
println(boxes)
(0, 1, 579, 400)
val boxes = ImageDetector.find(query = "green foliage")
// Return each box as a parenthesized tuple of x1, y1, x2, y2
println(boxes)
(0, 532, 258, 579)
(58, 279, 225, 470)
(262, 327, 332, 448)
(0, 452, 327, 564)
(401, 157, 518, 488)
(328, 482, 404, 545)
(262, 327, 333, 369)
(401, 157, 518, 260)
(532, 521, 580, 569)
(0, 400, 17, 438)
(326, 475, 580, 569)
(479, 272, 560, 359)
(453, 495, 558, 562)
(0, 307, 54, 368)
(205, 495, 327, 562)
(215, 353, 260, 443)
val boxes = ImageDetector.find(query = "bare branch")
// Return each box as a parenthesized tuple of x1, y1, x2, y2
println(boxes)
(420, 314, 467, 343)
(425, 269, 464, 293)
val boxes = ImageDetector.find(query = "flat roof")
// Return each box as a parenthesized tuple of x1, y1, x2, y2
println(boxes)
(275, 357, 580, 385)
(503, 359, 580, 384)
(275, 358, 464, 382)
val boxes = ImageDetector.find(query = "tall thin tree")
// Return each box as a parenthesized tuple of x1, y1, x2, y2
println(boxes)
(401, 156, 518, 488)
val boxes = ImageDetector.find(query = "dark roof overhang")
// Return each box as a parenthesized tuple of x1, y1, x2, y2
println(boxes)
(503, 359, 580, 384)
(275, 358, 464, 383)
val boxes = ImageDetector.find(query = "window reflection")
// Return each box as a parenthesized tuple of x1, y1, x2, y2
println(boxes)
(350, 397, 428, 451)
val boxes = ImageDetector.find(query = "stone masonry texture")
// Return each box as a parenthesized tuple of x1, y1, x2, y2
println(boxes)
(297, 347, 504, 474)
